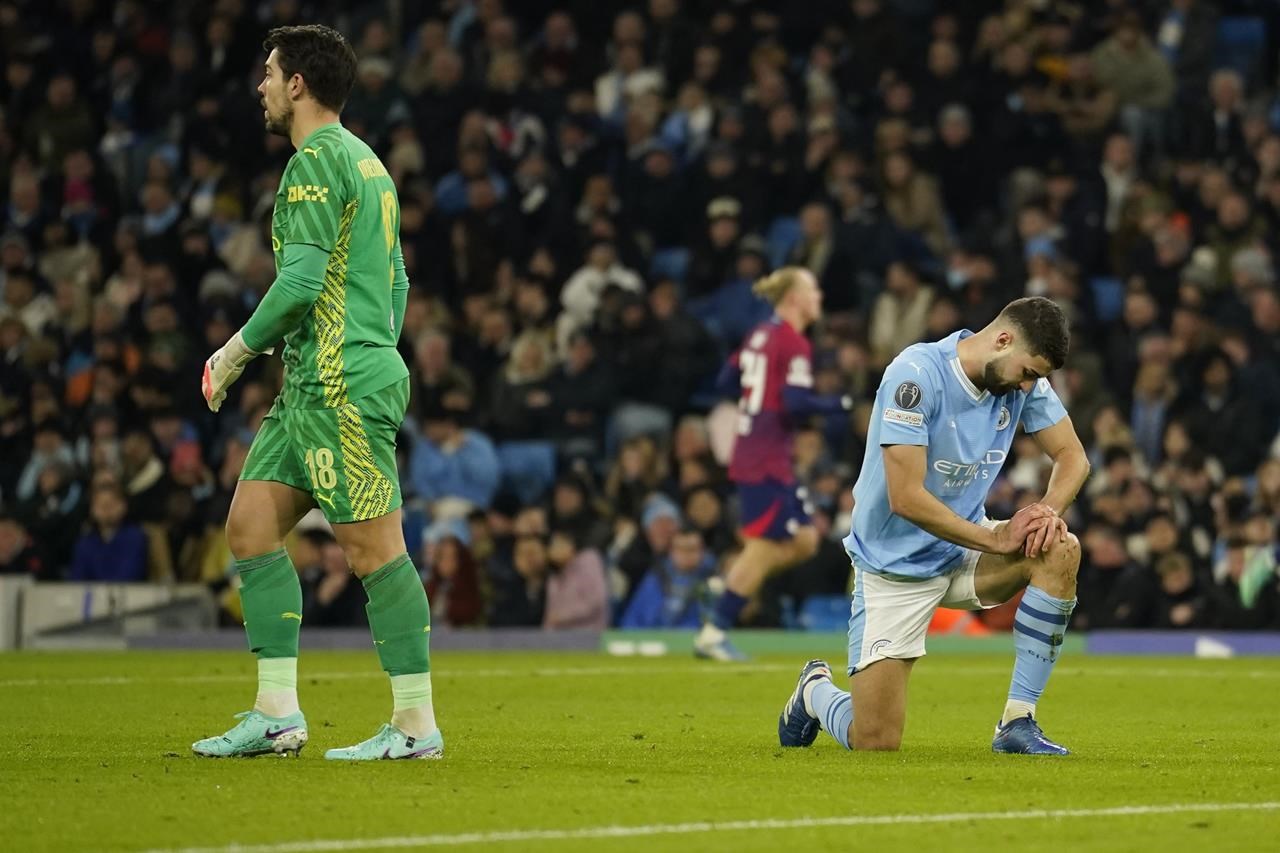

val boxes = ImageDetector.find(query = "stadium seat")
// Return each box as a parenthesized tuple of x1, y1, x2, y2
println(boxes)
(687, 279, 772, 347)
(1214, 17, 1267, 84)
(796, 594, 852, 632)
(1089, 276, 1125, 324)
(496, 441, 558, 505)
(765, 217, 803, 268)
(650, 248, 690, 285)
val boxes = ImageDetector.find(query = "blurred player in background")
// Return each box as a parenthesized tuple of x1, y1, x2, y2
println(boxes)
(778, 297, 1090, 755)
(694, 267, 852, 661)
(193, 25, 441, 761)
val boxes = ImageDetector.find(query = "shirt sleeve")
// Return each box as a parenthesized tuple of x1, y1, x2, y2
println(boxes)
(281, 148, 347, 252)
(782, 336, 814, 392)
(240, 243, 328, 352)
(876, 355, 936, 447)
(391, 238, 408, 339)
(1020, 377, 1068, 433)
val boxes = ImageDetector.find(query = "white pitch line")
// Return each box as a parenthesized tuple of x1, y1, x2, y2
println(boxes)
(2, 662, 1278, 689)
(141, 801, 1280, 853)
(0, 663, 794, 688)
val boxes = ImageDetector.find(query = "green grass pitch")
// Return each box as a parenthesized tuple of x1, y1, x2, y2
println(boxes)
(3, 649, 1279, 852)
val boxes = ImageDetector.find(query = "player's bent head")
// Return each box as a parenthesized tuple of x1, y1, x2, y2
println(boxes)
(262, 24, 358, 114)
(995, 296, 1070, 371)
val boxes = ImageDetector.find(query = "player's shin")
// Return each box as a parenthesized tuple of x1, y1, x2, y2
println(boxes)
(363, 553, 437, 738)
(1003, 585, 1076, 725)
(236, 549, 303, 717)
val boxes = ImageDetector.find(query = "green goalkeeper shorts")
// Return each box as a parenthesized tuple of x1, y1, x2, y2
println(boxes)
(240, 378, 408, 524)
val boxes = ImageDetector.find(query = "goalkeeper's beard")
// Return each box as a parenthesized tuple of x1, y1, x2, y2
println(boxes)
(266, 102, 294, 137)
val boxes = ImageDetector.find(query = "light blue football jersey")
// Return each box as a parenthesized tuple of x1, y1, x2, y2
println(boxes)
(843, 330, 1067, 578)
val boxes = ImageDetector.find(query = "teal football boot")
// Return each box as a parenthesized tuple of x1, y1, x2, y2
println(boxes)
(192, 710, 308, 757)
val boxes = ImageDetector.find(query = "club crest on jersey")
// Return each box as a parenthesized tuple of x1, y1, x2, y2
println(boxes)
(894, 381, 923, 409)
(996, 406, 1011, 431)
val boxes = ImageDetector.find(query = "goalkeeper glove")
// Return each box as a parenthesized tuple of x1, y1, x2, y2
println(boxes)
(202, 330, 272, 413)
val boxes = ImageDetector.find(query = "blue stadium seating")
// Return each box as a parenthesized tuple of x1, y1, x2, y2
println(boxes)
(1089, 276, 1125, 324)
(1215, 17, 1267, 84)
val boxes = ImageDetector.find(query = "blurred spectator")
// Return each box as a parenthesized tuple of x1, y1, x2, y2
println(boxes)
(543, 527, 608, 630)
(557, 241, 644, 354)
(1152, 552, 1212, 629)
(788, 202, 859, 311)
(1172, 348, 1269, 476)
(489, 533, 548, 627)
(1090, 11, 1174, 156)
(423, 517, 485, 628)
(1185, 69, 1247, 168)
(869, 261, 935, 368)
(16, 462, 84, 573)
(1076, 523, 1147, 629)
(616, 492, 682, 605)
(15, 418, 75, 503)
(69, 483, 147, 582)
(409, 400, 501, 518)
(546, 330, 617, 461)
(619, 525, 714, 628)
(0, 515, 45, 578)
(881, 150, 951, 258)
(487, 331, 555, 441)
(301, 533, 368, 627)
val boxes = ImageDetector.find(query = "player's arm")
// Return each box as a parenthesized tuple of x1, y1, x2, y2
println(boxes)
(1019, 378, 1091, 556)
(241, 244, 327, 350)
(716, 350, 742, 398)
(1021, 415, 1090, 557)
(1028, 416, 1090, 516)
(203, 151, 346, 412)
(779, 351, 852, 415)
(202, 243, 327, 412)
(883, 444, 1043, 554)
(391, 238, 408, 339)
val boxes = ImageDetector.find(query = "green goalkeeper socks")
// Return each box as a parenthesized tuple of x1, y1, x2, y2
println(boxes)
(363, 553, 432, 675)
(236, 549, 303, 659)
(363, 554, 437, 737)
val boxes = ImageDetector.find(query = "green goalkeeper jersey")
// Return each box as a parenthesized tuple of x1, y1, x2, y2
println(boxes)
(270, 123, 409, 409)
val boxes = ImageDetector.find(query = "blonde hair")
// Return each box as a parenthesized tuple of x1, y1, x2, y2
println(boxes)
(752, 266, 809, 306)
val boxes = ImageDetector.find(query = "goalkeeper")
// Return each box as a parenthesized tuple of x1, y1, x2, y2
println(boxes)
(193, 25, 441, 761)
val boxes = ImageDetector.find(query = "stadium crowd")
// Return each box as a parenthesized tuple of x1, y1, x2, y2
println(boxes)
(1, 0, 1278, 632)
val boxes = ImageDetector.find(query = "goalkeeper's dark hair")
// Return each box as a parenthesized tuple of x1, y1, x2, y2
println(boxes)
(998, 296, 1070, 370)
(263, 25, 357, 113)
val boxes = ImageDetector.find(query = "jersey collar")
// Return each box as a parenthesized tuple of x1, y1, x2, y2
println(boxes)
(947, 330, 990, 404)
(297, 122, 339, 151)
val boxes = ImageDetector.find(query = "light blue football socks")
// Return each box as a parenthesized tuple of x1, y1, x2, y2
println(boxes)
(808, 679, 854, 750)
(1004, 585, 1075, 725)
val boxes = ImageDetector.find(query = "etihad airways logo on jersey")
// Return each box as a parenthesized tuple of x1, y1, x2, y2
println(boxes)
(287, 184, 329, 203)
(933, 450, 1007, 488)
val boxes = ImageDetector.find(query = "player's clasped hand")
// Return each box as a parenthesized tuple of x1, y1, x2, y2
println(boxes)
(994, 503, 1058, 555)
(202, 330, 269, 413)
(1024, 513, 1069, 559)
(1016, 502, 1068, 559)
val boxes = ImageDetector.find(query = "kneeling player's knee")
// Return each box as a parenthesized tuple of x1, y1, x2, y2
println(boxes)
(1047, 532, 1081, 576)
(854, 727, 904, 752)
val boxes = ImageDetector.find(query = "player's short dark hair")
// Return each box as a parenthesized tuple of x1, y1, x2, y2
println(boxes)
(999, 296, 1069, 370)
(263, 25, 357, 113)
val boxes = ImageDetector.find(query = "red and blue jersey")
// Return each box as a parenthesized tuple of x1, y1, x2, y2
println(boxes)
(725, 318, 815, 485)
